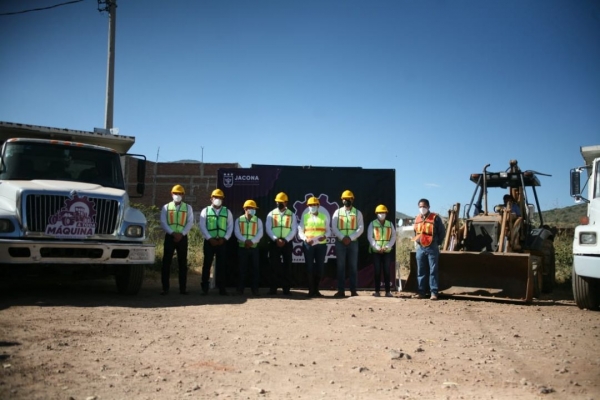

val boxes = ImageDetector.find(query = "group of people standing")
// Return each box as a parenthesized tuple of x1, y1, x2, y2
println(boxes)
(159, 185, 445, 301)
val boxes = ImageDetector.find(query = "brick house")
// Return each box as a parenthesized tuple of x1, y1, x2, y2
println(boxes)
(125, 158, 240, 219)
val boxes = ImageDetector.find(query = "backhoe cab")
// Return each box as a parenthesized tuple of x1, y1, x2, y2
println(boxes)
(406, 160, 556, 303)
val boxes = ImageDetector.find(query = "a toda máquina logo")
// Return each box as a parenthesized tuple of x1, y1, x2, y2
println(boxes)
(45, 192, 97, 238)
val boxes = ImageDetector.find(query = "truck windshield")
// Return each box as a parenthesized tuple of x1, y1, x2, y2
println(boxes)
(0, 141, 125, 190)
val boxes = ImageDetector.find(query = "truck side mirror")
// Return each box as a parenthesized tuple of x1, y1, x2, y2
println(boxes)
(570, 169, 581, 197)
(136, 159, 146, 195)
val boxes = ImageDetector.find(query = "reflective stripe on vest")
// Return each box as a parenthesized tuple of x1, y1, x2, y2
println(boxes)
(167, 202, 188, 233)
(303, 213, 327, 244)
(337, 207, 358, 236)
(373, 220, 393, 252)
(414, 212, 437, 247)
(206, 207, 228, 238)
(272, 209, 293, 239)
(238, 216, 259, 248)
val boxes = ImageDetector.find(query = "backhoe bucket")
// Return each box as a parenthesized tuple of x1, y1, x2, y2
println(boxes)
(405, 251, 534, 303)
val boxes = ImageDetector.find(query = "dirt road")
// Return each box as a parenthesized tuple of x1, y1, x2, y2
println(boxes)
(1, 275, 599, 400)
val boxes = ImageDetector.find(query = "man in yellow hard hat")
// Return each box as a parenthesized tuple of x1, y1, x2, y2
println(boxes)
(265, 192, 297, 295)
(199, 188, 233, 295)
(159, 184, 194, 295)
(332, 189, 364, 297)
(233, 200, 263, 296)
(298, 196, 331, 297)
(367, 204, 396, 297)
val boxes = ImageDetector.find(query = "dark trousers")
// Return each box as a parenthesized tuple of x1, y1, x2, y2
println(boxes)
(303, 242, 326, 294)
(269, 240, 293, 293)
(202, 240, 228, 292)
(373, 251, 392, 293)
(238, 246, 260, 293)
(161, 233, 188, 292)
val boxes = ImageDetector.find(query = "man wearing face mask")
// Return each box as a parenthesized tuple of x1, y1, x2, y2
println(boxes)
(367, 204, 396, 298)
(199, 188, 234, 295)
(413, 198, 446, 300)
(265, 192, 298, 295)
(298, 196, 331, 298)
(160, 185, 194, 295)
(332, 190, 364, 298)
(234, 200, 263, 296)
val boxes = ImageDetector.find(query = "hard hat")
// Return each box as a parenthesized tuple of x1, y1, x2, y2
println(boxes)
(307, 196, 320, 206)
(375, 204, 388, 213)
(171, 184, 185, 194)
(341, 190, 354, 200)
(211, 188, 225, 198)
(243, 200, 258, 209)
(275, 192, 288, 202)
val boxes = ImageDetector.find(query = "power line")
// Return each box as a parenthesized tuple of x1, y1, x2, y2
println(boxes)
(0, 0, 84, 16)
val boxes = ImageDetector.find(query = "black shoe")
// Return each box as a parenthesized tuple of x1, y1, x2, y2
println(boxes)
(180, 290, 189, 295)
(201, 287, 209, 295)
(314, 291, 324, 297)
(350, 291, 359, 297)
(306, 291, 315, 298)
(160, 290, 169, 296)
(333, 291, 346, 298)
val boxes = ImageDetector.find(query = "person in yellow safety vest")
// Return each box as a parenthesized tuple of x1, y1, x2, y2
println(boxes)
(233, 200, 264, 296)
(265, 192, 298, 295)
(199, 188, 234, 296)
(331, 189, 364, 298)
(413, 198, 446, 301)
(159, 184, 194, 295)
(367, 204, 397, 298)
(298, 196, 331, 298)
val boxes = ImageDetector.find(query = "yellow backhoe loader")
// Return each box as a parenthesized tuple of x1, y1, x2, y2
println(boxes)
(406, 160, 556, 303)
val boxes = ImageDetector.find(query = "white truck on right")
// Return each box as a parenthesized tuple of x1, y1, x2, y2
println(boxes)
(570, 145, 600, 310)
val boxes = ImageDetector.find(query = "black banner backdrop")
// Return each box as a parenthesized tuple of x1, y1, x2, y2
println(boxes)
(216, 165, 396, 291)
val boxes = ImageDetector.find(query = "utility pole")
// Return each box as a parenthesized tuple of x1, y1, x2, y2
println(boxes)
(98, 0, 117, 130)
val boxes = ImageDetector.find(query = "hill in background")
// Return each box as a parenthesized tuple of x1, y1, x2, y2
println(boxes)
(540, 203, 587, 227)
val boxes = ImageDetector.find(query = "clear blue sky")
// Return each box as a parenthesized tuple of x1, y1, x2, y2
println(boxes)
(1, 0, 599, 216)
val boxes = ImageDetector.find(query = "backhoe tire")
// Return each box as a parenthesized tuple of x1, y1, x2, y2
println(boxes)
(115, 265, 145, 295)
(541, 239, 555, 293)
(572, 268, 600, 310)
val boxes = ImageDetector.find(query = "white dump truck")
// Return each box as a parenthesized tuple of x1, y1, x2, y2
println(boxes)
(570, 145, 600, 310)
(0, 122, 155, 294)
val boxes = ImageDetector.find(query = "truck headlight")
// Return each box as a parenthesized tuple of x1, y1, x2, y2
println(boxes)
(0, 219, 15, 232)
(579, 232, 597, 245)
(125, 225, 144, 238)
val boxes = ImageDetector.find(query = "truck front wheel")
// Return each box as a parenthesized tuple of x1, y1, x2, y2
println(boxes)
(115, 265, 145, 295)
(572, 268, 600, 310)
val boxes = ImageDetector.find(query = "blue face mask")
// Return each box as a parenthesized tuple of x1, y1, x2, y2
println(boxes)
(247, 209, 256, 216)
(309, 206, 318, 214)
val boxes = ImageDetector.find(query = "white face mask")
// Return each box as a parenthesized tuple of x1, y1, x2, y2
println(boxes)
(377, 213, 386, 220)
(419, 207, 428, 215)
(247, 209, 256, 216)
(309, 206, 318, 214)
(172, 194, 182, 203)
(212, 198, 222, 207)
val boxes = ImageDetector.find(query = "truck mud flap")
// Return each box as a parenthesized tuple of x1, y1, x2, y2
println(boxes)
(405, 251, 534, 303)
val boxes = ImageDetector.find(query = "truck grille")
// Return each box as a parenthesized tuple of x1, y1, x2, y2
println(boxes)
(24, 194, 120, 235)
